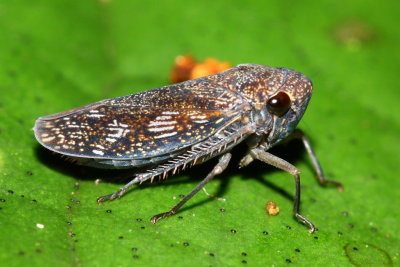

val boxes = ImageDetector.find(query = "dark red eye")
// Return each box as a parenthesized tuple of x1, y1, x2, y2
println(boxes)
(267, 92, 291, 116)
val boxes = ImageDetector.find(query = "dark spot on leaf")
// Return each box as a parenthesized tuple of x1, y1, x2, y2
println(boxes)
(230, 229, 237, 233)
(209, 253, 214, 257)
(131, 248, 138, 251)
(66, 205, 72, 209)
(286, 259, 292, 263)
(220, 208, 226, 212)
(178, 216, 183, 219)
(119, 236, 124, 239)
(286, 226, 291, 230)
(241, 252, 247, 256)
(348, 223, 354, 228)
(295, 249, 300, 252)
(242, 260, 247, 264)
(371, 227, 378, 232)
(67, 222, 72, 225)
(133, 255, 139, 259)
(338, 231, 343, 235)
(18, 251, 25, 256)
(314, 236, 319, 240)
(7, 190, 14, 194)
(344, 242, 392, 266)
(106, 209, 112, 213)
(26, 171, 33, 176)
(36, 249, 43, 253)
(342, 211, 349, 216)
(262, 231, 268, 235)
(179, 194, 185, 198)
(136, 218, 142, 222)
(140, 226, 145, 230)
(0, 199, 5, 202)
(183, 242, 189, 246)
(68, 232, 76, 237)
(32, 199, 37, 203)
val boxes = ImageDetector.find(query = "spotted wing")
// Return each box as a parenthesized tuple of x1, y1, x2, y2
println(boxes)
(34, 80, 245, 161)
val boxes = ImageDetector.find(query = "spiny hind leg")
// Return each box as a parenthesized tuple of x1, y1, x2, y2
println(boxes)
(151, 153, 232, 224)
(97, 176, 142, 203)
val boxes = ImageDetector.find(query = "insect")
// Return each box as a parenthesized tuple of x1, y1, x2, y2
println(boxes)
(34, 64, 342, 232)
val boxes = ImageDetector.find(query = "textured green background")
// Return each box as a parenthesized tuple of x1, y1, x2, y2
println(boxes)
(0, 0, 399, 266)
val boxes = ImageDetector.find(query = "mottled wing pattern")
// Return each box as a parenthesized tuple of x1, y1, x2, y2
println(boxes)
(34, 79, 244, 160)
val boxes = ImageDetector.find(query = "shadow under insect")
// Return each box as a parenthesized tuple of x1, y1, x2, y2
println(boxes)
(34, 137, 307, 211)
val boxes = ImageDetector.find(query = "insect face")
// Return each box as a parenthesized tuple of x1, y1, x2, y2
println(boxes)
(235, 65, 313, 147)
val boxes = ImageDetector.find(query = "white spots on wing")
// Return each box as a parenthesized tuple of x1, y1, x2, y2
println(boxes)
(63, 117, 70, 120)
(108, 128, 130, 138)
(148, 126, 175, 132)
(149, 120, 177, 126)
(67, 125, 80, 128)
(162, 111, 179, 115)
(96, 144, 105, 149)
(92, 149, 105, 156)
(190, 115, 207, 120)
(88, 114, 105, 118)
(154, 131, 178, 139)
(107, 120, 130, 138)
(193, 120, 209, 124)
(41, 136, 56, 143)
(155, 115, 172, 120)
(89, 110, 99, 113)
(148, 112, 178, 133)
(106, 137, 117, 143)
(108, 120, 119, 127)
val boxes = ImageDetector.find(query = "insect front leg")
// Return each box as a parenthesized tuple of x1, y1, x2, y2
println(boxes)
(291, 129, 343, 191)
(150, 153, 232, 224)
(247, 148, 316, 233)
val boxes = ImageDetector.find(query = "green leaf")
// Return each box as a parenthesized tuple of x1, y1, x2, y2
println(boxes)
(1, 0, 399, 266)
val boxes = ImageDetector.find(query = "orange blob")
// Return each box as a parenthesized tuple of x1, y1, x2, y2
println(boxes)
(171, 55, 231, 83)
(266, 201, 280, 216)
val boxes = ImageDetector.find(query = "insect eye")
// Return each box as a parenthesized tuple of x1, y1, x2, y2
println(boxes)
(266, 92, 292, 117)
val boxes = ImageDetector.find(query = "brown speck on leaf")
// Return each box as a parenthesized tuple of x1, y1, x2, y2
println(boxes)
(266, 201, 280, 216)
(333, 20, 375, 48)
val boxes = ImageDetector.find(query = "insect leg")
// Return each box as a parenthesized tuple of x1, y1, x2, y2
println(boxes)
(291, 129, 343, 191)
(97, 176, 141, 203)
(150, 153, 232, 224)
(248, 148, 316, 233)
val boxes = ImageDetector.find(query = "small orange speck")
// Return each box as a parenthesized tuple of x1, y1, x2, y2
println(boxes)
(266, 201, 280, 216)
